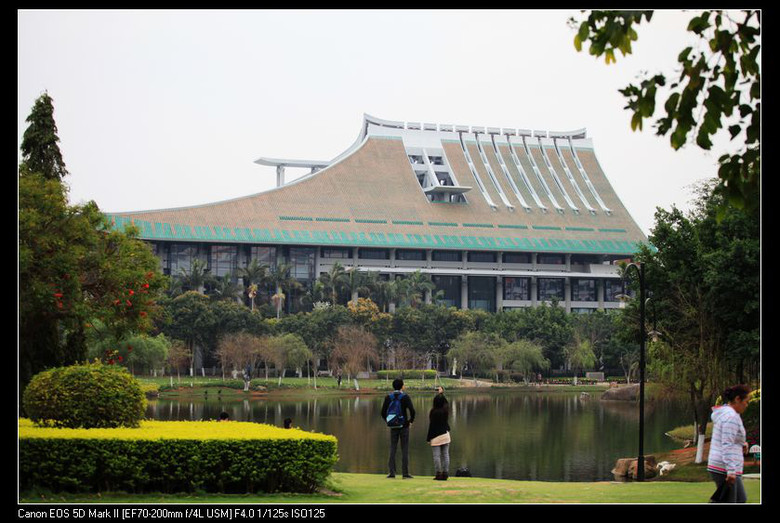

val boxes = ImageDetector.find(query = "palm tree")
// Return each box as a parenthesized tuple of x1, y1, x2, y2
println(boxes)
(344, 267, 371, 305)
(361, 270, 383, 302)
(239, 259, 269, 310)
(267, 262, 304, 318)
(399, 270, 437, 308)
(177, 258, 208, 293)
(374, 278, 401, 313)
(318, 262, 349, 305)
(207, 272, 242, 302)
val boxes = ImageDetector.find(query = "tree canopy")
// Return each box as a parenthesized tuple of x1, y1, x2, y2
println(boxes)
(19, 94, 166, 403)
(20, 92, 69, 181)
(571, 10, 760, 212)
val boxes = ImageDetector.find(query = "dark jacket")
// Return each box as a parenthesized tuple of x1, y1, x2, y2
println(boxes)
(381, 390, 415, 428)
(426, 405, 450, 442)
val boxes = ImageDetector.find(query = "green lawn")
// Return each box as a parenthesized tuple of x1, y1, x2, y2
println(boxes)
(138, 375, 610, 396)
(20, 472, 761, 504)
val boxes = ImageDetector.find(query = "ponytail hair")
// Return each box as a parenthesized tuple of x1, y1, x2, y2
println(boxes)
(723, 384, 751, 403)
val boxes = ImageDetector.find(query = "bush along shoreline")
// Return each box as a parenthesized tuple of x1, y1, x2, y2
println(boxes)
(19, 419, 338, 494)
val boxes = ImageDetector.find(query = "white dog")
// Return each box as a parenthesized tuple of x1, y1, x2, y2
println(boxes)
(656, 461, 676, 476)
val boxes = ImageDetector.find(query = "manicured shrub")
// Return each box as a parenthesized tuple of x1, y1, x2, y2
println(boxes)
(19, 419, 338, 494)
(22, 361, 146, 428)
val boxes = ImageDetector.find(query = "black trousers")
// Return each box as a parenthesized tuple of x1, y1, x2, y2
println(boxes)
(709, 472, 747, 503)
(388, 426, 410, 476)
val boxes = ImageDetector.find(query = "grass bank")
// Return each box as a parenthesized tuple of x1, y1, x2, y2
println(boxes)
(138, 376, 610, 398)
(20, 472, 760, 504)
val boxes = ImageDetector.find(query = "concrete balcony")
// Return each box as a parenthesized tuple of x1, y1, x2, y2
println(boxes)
(503, 300, 533, 308)
(466, 261, 500, 271)
(430, 260, 464, 270)
(536, 263, 568, 272)
(356, 258, 392, 268)
(502, 262, 534, 271)
(570, 300, 599, 309)
(392, 259, 429, 268)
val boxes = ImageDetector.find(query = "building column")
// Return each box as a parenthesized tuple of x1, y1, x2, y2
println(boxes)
(352, 247, 359, 269)
(276, 165, 286, 187)
(426, 249, 432, 269)
(496, 276, 503, 312)
(564, 277, 571, 313)
(531, 276, 538, 306)
(461, 275, 469, 310)
(462, 250, 469, 270)
(314, 247, 321, 278)
(597, 278, 605, 311)
(390, 248, 396, 268)
(565, 253, 572, 272)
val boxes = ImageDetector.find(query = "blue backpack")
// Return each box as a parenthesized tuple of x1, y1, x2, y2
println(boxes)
(385, 391, 406, 428)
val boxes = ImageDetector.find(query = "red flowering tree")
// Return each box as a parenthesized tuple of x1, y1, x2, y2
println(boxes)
(19, 95, 165, 402)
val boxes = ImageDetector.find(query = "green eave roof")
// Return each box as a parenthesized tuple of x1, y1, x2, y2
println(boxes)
(108, 214, 647, 255)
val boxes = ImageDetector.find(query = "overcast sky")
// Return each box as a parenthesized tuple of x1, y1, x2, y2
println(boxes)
(18, 9, 742, 234)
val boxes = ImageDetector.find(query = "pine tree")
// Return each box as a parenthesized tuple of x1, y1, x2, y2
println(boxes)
(20, 91, 69, 181)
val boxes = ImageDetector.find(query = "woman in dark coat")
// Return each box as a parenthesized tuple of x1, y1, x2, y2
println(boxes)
(426, 393, 451, 480)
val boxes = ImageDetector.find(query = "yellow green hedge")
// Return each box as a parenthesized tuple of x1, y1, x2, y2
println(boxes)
(19, 419, 338, 494)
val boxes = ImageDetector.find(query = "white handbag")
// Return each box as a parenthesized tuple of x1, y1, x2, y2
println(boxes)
(430, 431, 451, 446)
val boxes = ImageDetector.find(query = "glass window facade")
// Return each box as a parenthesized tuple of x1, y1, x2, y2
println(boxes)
(289, 247, 316, 281)
(604, 279, 633, 302)
(538, 278, 565, 301)
(358, 248, 390, 260)
(151, 242, 169, 274)
(538, 254, 565, 265)
(468, 251, 497, 263)
(571, 308, 595, 314)
(321, 247, 352, 259)
(432, 275, 461, 308)
(468, 276, 496, 312)
(210, 245, 238, 278)
(571, 254, 601, 265)
(432, 250, 462, 262)
(503, 252, 531, 264)
(571, 278, 597, 302)
(396, 249, 426, 261)
(504, 277, 531, 301)
(249, 246, 277, 268)
(169, 243, 205, 276)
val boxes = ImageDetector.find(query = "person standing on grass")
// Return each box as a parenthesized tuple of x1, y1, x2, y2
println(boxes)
(381, 378, 415, 479)
(426, 392, 451, 480)
(707, 384, 751, 503)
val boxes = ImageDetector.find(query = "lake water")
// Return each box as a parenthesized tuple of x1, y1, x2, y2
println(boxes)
(146, 390, 690, 482)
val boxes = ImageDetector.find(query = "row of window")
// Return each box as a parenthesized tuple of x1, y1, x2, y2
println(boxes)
(160, 242, 602, 268)
(428, 276, 630, 311)
(321, 248, 598, 265)
(154, 243, 627, 301)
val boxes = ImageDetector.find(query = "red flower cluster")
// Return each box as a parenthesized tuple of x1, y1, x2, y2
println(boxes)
(52, 291, 64, 309)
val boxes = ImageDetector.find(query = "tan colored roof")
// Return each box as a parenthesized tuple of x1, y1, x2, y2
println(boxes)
(108, 133, 647, 255)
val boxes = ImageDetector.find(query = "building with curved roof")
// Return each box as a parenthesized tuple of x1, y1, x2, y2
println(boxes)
(107, 114, 646, 313)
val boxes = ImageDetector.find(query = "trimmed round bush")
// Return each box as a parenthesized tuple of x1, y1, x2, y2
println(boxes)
(22, 361, 146, 428)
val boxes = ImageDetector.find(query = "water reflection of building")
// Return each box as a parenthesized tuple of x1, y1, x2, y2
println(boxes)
(107, 114, 645, 313)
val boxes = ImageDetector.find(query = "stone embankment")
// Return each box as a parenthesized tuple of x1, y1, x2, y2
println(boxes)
(600, 383, 640, 401)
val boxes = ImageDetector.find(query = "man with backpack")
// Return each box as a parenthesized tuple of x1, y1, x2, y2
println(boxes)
(381, 378, 416, 479)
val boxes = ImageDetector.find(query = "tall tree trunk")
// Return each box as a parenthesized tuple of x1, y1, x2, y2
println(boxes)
(691, 383, 710, 464)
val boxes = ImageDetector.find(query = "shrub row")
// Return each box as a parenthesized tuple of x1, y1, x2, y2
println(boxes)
(376, 369, 438, 380)
(19, 419, 338, 494)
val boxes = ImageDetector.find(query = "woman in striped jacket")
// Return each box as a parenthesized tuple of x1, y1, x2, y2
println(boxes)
(707, 384, 751, 503)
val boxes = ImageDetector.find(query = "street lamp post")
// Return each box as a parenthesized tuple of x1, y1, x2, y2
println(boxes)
(623, 262, 647, 481)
